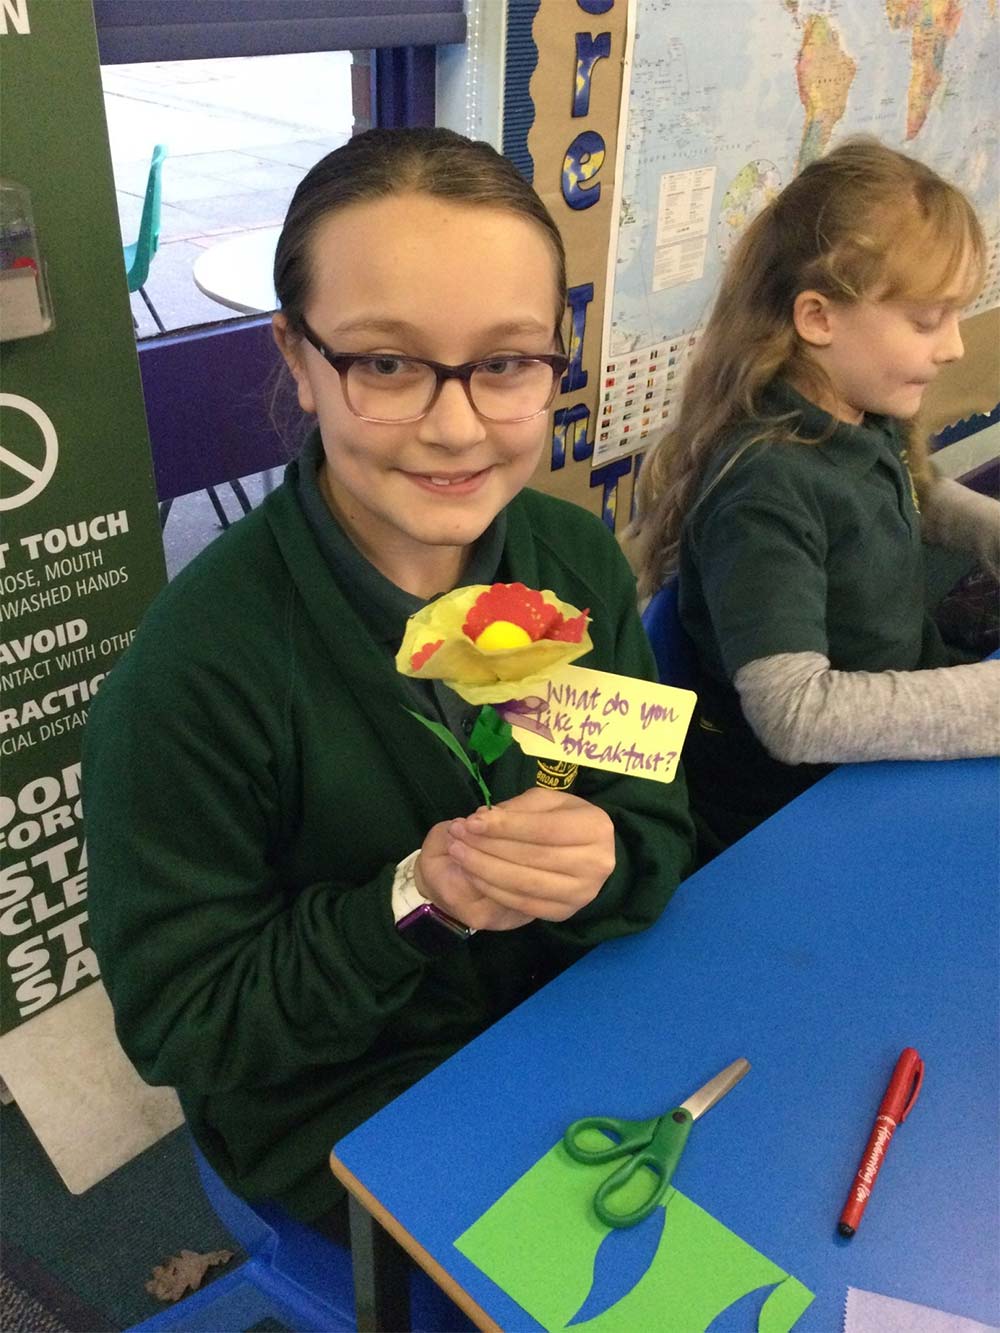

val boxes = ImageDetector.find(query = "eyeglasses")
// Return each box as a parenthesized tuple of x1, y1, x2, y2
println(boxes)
(298, 318, 569, 424)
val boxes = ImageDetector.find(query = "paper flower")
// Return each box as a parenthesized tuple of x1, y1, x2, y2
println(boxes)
(397, 582, 591, 705)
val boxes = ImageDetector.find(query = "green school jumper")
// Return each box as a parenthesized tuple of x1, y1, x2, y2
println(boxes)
(84, 452, 695, 1222)
(679, 382, 966, 851)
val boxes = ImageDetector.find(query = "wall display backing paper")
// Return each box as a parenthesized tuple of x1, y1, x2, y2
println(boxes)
(918, 308, 1000, 437)
(522, 0, 639, 533)
(0, 0, 176, 1186)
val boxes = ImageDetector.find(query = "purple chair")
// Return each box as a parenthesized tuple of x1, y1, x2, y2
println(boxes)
(137, 317, 294, 530)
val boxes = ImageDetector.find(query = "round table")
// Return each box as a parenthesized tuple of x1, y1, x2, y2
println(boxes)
(192, 226, 281, 314)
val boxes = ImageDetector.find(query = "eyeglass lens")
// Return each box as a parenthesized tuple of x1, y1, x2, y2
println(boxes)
(345, 357, 557, 422)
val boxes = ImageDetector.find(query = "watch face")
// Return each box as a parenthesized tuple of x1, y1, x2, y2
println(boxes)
(397, 903, 472, 957)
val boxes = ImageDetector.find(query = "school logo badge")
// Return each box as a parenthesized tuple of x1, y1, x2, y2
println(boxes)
(534, 759, 579, 791)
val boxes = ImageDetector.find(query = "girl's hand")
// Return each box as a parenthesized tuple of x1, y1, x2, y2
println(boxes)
(445, 787, 616, 922)
(418, 822, 534, 932)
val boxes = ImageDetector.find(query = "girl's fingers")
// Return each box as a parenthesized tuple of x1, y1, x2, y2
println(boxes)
(421, 846, 532, 930)
(448, 838, 597, 905)
(449, 831, 600, 879)
(453, 805, 608, 849)
(438, 794, 615, 918)
(462, 874, 585, 922)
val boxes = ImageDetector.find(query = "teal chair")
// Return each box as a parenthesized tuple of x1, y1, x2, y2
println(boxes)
(124, 144, 167, 334)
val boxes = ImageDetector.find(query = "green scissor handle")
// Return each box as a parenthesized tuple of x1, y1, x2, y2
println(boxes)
(594, 1108, 692, 1228)
(564, 1059, 750, 1229)
(563, 1114, 659, 1165)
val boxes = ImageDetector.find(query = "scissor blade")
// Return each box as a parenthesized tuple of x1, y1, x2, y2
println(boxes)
(679, 1057, 750, 1121)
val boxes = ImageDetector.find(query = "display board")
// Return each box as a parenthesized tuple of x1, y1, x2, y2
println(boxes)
(511, 0, 999, 536)
(0, 0, 167, 1036)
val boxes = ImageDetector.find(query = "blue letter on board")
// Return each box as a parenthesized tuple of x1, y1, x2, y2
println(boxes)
(591, 457, 632, 531)
(551, 403, 592, 471)
(573, 32, 611, 117)
(562, 131, 606, 210)
(561, 283, 594, 394)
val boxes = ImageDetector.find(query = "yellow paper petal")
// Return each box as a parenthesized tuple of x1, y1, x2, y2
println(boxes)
(439, 651, 593, 705)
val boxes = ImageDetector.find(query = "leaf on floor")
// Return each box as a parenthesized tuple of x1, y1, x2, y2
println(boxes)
(145, 1248, 235, 1302)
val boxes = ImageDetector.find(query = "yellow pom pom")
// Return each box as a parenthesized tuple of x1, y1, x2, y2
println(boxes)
(474, 620, 533, 651)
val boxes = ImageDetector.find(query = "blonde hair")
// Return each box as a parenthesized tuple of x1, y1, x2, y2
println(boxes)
(629, 138, 985, 597)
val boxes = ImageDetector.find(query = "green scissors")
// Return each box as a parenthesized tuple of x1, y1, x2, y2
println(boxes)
(563, 1057, 751, 1228)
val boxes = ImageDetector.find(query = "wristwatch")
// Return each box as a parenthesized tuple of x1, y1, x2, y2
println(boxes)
(393, 851, 475, 958)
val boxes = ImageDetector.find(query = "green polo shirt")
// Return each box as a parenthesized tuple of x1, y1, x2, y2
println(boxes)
(678, 381, 961, 847)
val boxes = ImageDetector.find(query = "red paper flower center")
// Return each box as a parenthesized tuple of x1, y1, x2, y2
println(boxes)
(462, 583, 588, 645)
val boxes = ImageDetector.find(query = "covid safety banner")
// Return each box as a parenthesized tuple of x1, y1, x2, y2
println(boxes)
(1, 0, 167, 1033)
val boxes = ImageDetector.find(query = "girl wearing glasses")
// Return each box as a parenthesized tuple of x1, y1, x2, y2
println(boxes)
(84, 128, 695, 1235)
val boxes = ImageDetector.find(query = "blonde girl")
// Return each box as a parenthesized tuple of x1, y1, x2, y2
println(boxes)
(630, 138, 999, 853)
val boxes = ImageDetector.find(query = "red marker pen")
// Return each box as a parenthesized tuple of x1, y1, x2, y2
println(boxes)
(838, 1047, 924, 1238)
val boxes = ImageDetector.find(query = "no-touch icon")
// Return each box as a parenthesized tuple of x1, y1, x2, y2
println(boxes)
(0, 393, 59, 510)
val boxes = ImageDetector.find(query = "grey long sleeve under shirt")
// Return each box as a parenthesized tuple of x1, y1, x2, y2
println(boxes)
(734, 478, 1000, 765)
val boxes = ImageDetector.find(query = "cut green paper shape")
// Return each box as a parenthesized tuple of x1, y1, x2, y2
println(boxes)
(455, 1140, 814, 1332)
(469, 705, 514, 765)
(404, 708, 492, 806)
(758, 1276, 817, 1333)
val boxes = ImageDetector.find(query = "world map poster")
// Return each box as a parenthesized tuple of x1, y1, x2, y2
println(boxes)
(594, 0, 1000, 465)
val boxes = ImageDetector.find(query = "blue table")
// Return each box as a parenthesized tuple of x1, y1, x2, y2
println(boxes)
(331, 755, 1000, 1331)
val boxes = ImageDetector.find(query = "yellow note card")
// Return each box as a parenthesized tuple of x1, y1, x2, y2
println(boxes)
(508, 664, 696, 783)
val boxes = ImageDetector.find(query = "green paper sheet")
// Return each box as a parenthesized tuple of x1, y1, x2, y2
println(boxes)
(455, 1141, 814, 1332)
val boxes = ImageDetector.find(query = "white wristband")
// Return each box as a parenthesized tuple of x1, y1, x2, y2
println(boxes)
(391, 850, 430, 924)
(390, 849, 477, 935)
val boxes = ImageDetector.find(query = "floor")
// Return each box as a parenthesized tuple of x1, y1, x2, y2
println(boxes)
(3, 1103, 243, 1332)
(103, 53, 354, 573)
(158, 471, 277, 580)
(104, 51, 355, 337)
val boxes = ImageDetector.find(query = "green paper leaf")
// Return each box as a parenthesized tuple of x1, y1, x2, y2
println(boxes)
(404, 709, 493, 806)
(469, 706, 515, 765)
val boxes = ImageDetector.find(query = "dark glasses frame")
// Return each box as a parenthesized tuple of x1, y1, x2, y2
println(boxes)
(297, 317, 569, 423)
